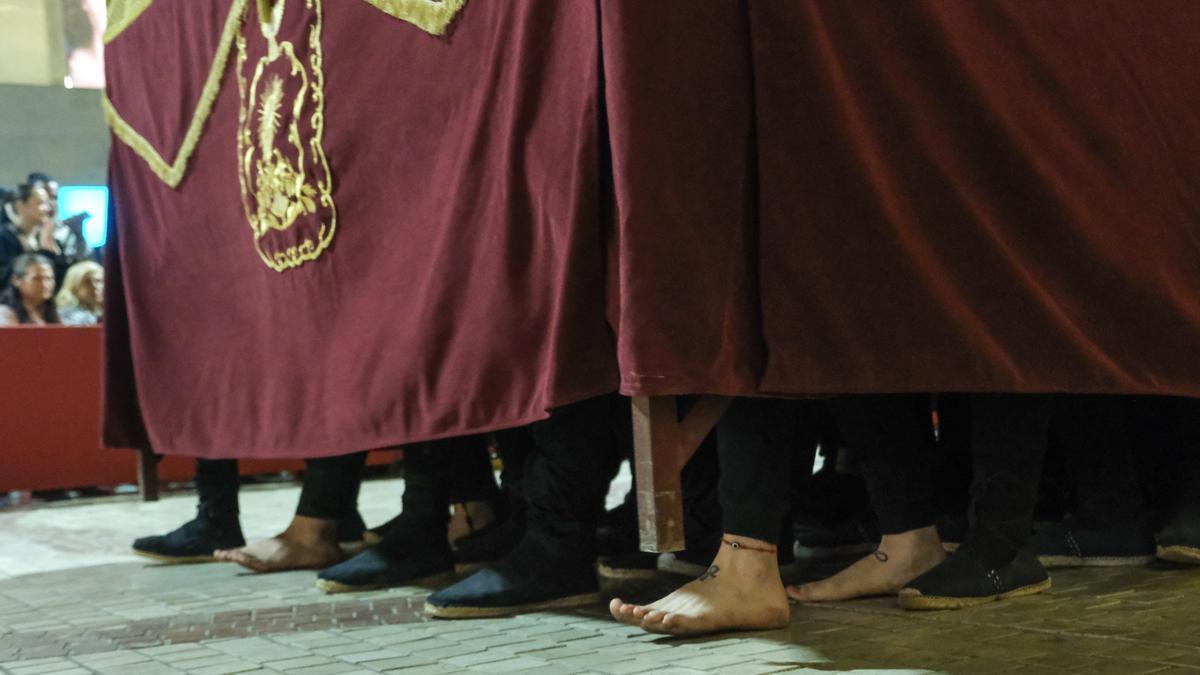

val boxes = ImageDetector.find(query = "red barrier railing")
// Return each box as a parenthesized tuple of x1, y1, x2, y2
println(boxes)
(0, 326, 397, 493)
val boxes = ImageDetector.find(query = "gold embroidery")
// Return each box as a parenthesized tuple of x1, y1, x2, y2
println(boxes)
(235, 0, 337, 272)
(104, 0, 156, 42)
(103, 0, 250, 188)
(360, 0, 466, 35)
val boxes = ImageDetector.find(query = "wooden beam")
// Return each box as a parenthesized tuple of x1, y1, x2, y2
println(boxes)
(632, 395, 730, 552)
(137, 448, 160, 502)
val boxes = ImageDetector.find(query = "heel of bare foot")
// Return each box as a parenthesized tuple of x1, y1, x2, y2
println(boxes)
(214, 515, 345, 573)
(787, 525, 946, 603)
(609, 533, 790, 637)
(448, 501, 496, 546)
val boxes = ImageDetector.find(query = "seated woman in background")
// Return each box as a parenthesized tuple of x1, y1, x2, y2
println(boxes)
(56, 260, 103, 325)
(0, 253, 60, 326)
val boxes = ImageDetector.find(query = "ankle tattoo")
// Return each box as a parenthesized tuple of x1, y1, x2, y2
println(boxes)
(698, 565, 720, 581)
(874, 551, 889, 562)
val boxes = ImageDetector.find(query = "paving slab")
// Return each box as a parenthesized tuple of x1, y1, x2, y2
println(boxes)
(3, 472, 1200, 674)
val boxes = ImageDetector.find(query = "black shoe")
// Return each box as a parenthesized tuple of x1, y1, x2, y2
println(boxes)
(453, 516, 523, 575)
(1157, 517, 1200, 565)
(131, 505, 244, 564)
(793, 512, 880, 562)
(1033, 516, 1156, 568)
(598, 550, 659, 580)
(425, 537, 599, 619)
(317, 543, 455, 594)
(898, 546, 1050, 610)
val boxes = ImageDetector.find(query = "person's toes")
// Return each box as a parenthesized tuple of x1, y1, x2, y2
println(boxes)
(610, 599, 640, 625)
(608, 598, 624, 620)
(632, 604, 653, 620)
(641, 611, 676, 635)
(228, 550, 270, 572)
(659, 612, 683, 634)
(789, 581, 838, 602)
(641, 609, 667, 626)
(639, 612, 664, 632)
(217, 549, 247, 565)
(620, 603, 643, 624)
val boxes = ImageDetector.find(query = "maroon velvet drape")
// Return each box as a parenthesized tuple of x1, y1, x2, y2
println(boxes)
(605, 0, 1200, 399)
(105, 1, 1200, 459)
(104, 0, 616, 458)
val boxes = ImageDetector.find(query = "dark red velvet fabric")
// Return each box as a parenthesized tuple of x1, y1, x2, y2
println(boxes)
(749, 1, 1200, 396)
(105, 1, 1200, 458)
(104, 0, 616, 457)
(606, 0, 1200, 398)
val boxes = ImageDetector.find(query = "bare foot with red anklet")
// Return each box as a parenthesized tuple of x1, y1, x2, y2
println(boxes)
(609, 534, 790, 636)
(215, 516, 344, 573)
(786, 526, 946, 602)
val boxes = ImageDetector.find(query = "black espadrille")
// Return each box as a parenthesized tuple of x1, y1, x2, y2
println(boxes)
(898, 546, 1050, 610)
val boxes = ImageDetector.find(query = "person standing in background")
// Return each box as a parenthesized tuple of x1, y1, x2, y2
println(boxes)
(0, 185, 60, 285)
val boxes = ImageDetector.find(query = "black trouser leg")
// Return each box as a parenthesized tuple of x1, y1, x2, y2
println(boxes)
(779, 401, 827, 562)
(966, 394, 1052, 566)
(793, 401, 871, 531)
(195, 458, 240, 517)
(494, 427, 533, 502)
(520, 394, 624, 569)
(438, 435, 499, 505)
(829, 394, 937, 535)
(1127, 396, 1197, 523)
(1155, 397, 1200, 526)
(932, 394, 973, 520)
(682, 433, 721, 553)
(1051, 395, 1143, 526)
(718, 397, 799, 544)
(493, 426, 534, 528)
(373, 441, 456, 552)
(296, 452, 368, 521)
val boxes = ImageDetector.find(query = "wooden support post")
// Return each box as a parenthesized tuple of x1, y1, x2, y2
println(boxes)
(632, 395, 731, 553)
(137, 448, 160, 502)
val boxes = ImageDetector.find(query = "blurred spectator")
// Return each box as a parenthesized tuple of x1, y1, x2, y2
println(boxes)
(0, 254, 61, 326)
(27, 172, 96, 283)
(0, 187, 14, 224)
(56, 260, 103, 325)
(0, 184, 60, 285)
(63, 0, 107, 89)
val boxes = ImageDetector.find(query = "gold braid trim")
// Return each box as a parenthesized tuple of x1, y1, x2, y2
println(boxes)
(359, 0, 466, 35)
(103, 0, 251, 188)
(104, 0, 155, 43)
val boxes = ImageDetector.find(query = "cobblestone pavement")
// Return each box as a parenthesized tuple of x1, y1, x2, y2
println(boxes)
(2, 476, 1199, 674)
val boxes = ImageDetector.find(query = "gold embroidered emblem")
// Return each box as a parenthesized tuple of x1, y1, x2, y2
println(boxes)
(235, 0, 336, 272)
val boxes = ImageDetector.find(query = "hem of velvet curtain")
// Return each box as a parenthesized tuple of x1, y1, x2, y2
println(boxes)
(130, 383, 621, 459)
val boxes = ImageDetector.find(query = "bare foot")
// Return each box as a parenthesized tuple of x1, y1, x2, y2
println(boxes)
(447, 501, 495, 546)
(787, 526, 946, 602)
(609, 534, 790, 637)
(214, 516, 344, 573)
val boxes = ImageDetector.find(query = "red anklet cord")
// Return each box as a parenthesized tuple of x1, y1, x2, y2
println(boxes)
(721, 537, 777, 554)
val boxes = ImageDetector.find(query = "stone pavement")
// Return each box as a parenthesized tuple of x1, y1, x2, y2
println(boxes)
(2, 475, 1200, 674)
